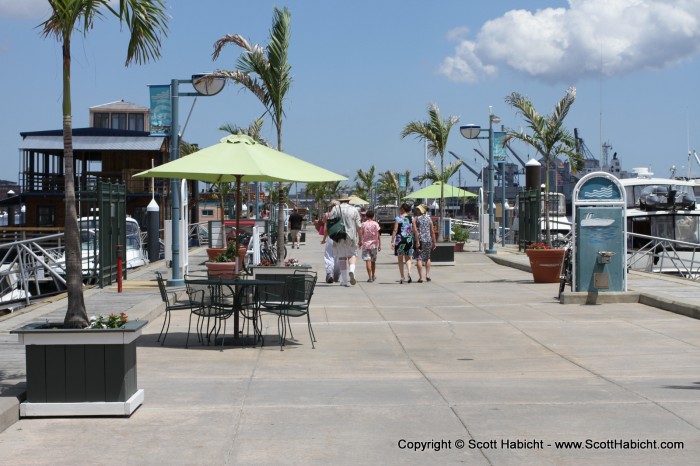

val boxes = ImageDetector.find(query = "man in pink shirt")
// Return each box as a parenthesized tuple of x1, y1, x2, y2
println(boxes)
(358, 210, 381, 282)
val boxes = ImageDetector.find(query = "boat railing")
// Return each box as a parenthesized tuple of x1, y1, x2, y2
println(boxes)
(627, 232, 700, 280)
(0, 233, 68, 308)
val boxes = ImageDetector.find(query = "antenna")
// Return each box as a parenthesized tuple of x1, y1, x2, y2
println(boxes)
(687, 109, 691, 178)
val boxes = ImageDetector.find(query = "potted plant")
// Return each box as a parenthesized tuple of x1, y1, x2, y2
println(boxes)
(452, 224, 470, 252)
(525, 241, 566, 283)
(11, 312, 146, 417)
(205, 239, 247, 279)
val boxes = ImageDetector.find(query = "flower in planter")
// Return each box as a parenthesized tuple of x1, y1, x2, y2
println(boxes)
(257, 259, 274, 267)
(284, 257, 301, 267)
(284, 258, 310, 267)
(527, 242, 550, 250)
(89, 312, 128, 329)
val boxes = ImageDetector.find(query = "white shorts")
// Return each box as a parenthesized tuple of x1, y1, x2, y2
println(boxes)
(333, 239, 357, 258)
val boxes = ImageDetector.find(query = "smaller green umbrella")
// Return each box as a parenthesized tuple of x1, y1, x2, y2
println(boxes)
(348, 195, 369, 206)
(405, 181, 476, 199)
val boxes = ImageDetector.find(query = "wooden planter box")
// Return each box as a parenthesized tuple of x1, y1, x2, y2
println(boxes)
(12, 320, 147, 417)
(430, 243, 455, 265)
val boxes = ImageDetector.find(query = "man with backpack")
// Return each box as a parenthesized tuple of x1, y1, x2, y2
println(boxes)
(322, 196, 361, 286)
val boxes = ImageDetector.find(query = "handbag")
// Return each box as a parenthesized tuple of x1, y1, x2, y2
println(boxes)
(327, 207, 347, 241)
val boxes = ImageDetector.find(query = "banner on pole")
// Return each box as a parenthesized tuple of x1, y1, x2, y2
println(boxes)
(149, 84, 171, 136)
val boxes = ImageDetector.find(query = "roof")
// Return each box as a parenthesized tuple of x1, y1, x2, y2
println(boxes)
(20, 127, 150, 138)
(19, 127, 165, 151)
(89, 100, 149, 111)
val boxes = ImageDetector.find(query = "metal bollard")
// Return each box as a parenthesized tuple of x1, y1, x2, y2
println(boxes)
(116, 244, 123, 293)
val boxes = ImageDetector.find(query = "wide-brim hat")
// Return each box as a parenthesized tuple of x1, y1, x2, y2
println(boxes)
(416, 204, 427, 215)
(328, 200, 340, 207)
(338, 195, 351, 202)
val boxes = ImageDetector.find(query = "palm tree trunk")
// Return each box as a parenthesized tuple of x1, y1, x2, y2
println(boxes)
(276, 129, 285, 261)
(439, 154, 445, 241)
(61, 39, 87, 328)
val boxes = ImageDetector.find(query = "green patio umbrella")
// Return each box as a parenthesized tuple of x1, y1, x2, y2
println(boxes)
(405, 181, 476, 200)
(134, 134, 346, 184)
(134, 134, 346, 266)
(348, 195, 369, 206)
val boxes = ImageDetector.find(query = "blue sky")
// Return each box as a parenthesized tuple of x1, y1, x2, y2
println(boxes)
(1, 0, 700, 189)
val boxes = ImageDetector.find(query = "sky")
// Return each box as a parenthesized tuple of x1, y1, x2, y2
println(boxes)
(1, 0, 700, 191)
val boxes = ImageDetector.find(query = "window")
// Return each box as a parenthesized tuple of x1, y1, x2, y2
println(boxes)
(37, 206, 56, 227)
(201, 209, 214, 217)
(128, 113, 144, 131)
(111, 113, 127, 130)
(94, 113, 110, 128)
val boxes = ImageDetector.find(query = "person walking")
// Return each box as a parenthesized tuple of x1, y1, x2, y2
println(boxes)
(358, 210, 381, 282)
(320, 202, 340, 284)
(391, 203, 419, 284)
(413, 204, 436, 282)
(323, 196, 361, 286)
(288, 208, 304, 249)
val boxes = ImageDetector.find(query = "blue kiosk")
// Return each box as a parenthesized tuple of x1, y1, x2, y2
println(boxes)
(572, 172, 627, 294)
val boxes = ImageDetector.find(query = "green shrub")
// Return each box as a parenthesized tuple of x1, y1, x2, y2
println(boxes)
(452, 224, 470, 242)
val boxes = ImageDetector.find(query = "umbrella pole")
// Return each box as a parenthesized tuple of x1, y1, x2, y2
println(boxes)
(235, 175, 242, 275)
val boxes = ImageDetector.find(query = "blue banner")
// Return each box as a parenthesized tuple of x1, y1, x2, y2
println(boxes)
(493, 131, 507, 161)
(149, 84, 171, 136)
(398, 174, 407, 190)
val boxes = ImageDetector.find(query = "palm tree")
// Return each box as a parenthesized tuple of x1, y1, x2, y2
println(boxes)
(219, 118, 271, 147)
(306, 181, 343, 215)
(401, 103, 459, 241)
(217, 118, 270, 245)
(377, 170, 413, 206)
(504, 87, 583, 246)
(213, 6, 292, 260)
(40, 0, 168, 328)
(354, 165, 376, 206)
(417, 160, 463, 224)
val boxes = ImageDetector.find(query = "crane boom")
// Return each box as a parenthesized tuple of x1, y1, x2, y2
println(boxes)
(448, 151, 482, 180)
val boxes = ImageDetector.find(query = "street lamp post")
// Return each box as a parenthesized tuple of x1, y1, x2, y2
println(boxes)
(168, 74, 225, 286)
(460, 110, 501, 254)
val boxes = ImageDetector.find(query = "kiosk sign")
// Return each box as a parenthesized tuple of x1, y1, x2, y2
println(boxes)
(572, 173, 627, 292)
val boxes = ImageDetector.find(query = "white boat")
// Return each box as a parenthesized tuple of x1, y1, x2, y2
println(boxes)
(51, 216, 149, 277)
(580, 212, 615, 227)
(620, 171, 699, 274)
(540, 192, 571, 240)
(0, 264, 31, 309)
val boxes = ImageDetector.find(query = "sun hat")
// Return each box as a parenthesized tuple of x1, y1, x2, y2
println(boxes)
(338, 195, 351, 202)
(416, 204, 426, 215)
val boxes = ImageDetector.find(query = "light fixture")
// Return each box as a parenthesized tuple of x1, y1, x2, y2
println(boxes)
(191, 73, 226, 96)
(460, 124, 481, 139)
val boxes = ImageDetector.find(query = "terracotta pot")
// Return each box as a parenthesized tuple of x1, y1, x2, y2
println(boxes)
(206, 248, 226, 261)
(454, 241, 465, 252)
(525, 248, 565, 283)
(205, 261, 239, 280)
(205, 248, 247, 279)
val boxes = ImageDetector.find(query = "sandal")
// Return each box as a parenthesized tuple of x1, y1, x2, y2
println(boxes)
(400, 278, 404, 284)
(417, 279, 423, 283)
(426, 277, 431, 282)
(408, 274, 412, 284)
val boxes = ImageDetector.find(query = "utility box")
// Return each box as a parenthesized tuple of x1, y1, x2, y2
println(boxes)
(572, 172, 627, 292)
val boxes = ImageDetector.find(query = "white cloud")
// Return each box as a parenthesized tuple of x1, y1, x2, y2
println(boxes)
(438, 0, 700, 84)
(0, 0, 50, 19)
(446, 26, 470, 42)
